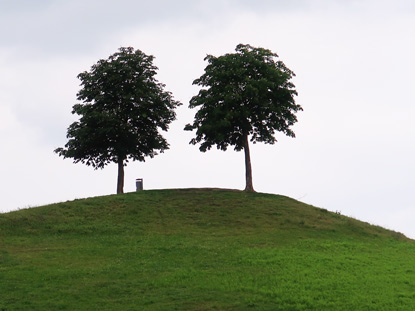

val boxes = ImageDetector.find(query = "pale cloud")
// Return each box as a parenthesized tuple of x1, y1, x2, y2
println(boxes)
(0, 105, 18, 132)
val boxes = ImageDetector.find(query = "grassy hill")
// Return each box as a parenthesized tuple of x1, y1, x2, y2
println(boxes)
(1, 188, 415, 310)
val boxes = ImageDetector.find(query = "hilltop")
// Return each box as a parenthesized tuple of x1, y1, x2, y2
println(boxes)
(1, 189, 414, 310)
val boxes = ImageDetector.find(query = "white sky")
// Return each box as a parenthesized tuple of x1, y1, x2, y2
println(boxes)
(1, 0, 415, 238)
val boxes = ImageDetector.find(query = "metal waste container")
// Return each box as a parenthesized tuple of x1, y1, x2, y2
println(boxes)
(136, 178, 143, 191)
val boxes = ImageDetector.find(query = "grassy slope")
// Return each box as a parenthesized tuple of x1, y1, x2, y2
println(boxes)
(1, 188, 415, 310)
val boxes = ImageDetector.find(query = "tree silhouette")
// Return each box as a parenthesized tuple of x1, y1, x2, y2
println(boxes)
(185, 44, 301, 192)
(55, 47, 180, 194)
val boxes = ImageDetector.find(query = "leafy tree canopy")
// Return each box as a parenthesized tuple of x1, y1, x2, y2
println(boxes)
(185, 44, 302, 191)
(55, 47, 180, 193)
(186, 43, 302, 152)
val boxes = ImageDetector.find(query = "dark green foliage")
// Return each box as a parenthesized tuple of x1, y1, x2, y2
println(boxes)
(185, 44, 302, 191)
(1, 189, 414, 310)
(185, 44, 302, 152)
(55, 47, 180, 192)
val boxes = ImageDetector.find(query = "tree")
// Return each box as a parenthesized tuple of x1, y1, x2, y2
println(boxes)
(55, 47, 180, 194)
(185, 44, 302, 192)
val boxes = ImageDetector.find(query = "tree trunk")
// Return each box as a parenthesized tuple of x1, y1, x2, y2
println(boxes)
(243, 134, 255, 192)
(117, 158, 124, 194)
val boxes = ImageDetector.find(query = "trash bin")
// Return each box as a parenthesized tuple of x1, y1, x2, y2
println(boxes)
(136, 178, 143, 191)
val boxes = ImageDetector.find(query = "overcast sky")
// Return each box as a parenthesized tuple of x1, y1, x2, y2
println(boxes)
(1, 0, 415, 238)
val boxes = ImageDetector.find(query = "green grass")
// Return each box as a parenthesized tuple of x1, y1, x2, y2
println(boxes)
(1, 188, 415, 310)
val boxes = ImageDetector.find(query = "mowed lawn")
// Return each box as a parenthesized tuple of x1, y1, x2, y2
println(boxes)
(1, 189, 415, 310)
